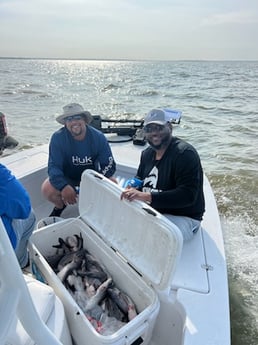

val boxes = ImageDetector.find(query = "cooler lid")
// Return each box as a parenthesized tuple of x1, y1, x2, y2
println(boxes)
(79, 170, 183, 291)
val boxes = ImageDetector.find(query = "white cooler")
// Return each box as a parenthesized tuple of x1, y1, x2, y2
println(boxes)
(29, 170, 182, 345)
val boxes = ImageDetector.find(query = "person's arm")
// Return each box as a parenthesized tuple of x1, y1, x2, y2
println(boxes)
(95, 134, 116, 178)
(0, 166, 31, 220)
(121, 150, 151, 202)
(151, 149, 203, 210)
(48, 133, 69, 191)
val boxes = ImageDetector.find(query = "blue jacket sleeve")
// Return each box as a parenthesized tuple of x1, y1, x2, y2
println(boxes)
(0, 164, 31, 219)
(48, 132, 69, 191)
(95, 134, 116, 178)
(0, 164, 31, 248)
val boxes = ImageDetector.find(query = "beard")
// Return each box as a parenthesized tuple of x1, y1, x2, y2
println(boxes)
(71, 128, 83, 137)
(147, 130, 171, 150)
(69, 123, 86, 138)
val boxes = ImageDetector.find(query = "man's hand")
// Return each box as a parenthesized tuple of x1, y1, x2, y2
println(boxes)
(120, 188, 152, 203)
(61, 185, 77, 205)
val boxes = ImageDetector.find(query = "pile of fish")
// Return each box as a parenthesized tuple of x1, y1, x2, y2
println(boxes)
(45, 233, 138, 335)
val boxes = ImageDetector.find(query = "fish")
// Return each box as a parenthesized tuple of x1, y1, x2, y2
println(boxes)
(124, 294, 137, 321)
(45, 252, 65, 270)
(47, 234, 138, 331)
(65, 233, 83, 251)
(52, 237, 71, 253)
(101, 296, 127, 322)
(47, 235, 83, 270)
(107, 287, 137, 320)
(66, 274, 84, 291)
(84, 252, 107, 273)
(57, 252, 84, 283)
(57, 248, 86, 271)
(107, 287, 129, 314)
(85, 283, 96, 298)
(87, 305, 104, 321)
(85, 278, 112, 312)
(78, 268, 108, 283)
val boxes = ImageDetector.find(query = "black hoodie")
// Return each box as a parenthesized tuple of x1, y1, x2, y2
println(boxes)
(137, 136, 205, 220)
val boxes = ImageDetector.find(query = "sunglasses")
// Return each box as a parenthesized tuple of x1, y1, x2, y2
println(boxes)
(65, 114, 83, 122)
(143, 124, 166, 133)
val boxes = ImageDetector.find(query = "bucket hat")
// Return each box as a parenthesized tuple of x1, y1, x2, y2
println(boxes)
(56, 103, 92, 125)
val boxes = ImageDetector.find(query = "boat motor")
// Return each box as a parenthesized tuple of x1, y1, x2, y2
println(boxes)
(91, 115, 146, 145)
(90, 109, 181, 146)
(0, 112, 19, 155)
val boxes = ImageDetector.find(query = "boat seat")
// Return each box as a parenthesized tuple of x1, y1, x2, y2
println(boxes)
(5, 275, 71, 345)
(0, 218, 72, 345)
(171, 226, 209, 293)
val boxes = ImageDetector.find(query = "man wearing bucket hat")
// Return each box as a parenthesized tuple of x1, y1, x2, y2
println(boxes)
(121, 108, 205, 241)
(42, 103, 116, 217)
(0, 163, 36, 268)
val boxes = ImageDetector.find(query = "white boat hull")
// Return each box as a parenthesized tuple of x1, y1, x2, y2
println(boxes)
(1, 142, 231, 345)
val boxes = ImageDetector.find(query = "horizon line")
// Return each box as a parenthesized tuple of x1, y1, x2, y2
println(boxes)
(1, 56, 258, 62)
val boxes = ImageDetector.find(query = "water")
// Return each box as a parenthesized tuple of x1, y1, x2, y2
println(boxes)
(1, 58, 258, 344)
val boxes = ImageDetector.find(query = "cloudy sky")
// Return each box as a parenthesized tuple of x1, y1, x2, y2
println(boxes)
(1, 0, 258, 60)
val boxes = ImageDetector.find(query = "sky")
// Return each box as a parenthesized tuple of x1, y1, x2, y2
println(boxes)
(1, 0, 258, 61)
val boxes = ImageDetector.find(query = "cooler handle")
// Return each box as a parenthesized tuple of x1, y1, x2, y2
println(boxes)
(125, 321, 149, 345)
(142, 206, 158, 217)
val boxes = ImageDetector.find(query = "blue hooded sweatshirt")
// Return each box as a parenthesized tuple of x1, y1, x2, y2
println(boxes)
(48, 125, 116, 191)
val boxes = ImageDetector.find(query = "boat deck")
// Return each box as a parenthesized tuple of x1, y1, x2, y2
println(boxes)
(1, 143, 231, 345)
(1, 144, 217, 296)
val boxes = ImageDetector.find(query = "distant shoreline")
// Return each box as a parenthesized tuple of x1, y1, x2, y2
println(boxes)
(0, 57, 257, 62)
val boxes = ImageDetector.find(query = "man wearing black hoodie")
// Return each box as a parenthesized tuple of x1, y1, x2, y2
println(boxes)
(121, 108, 205, 241)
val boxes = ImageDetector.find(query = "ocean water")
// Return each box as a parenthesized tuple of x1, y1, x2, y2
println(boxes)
(1, 58, 258, 344)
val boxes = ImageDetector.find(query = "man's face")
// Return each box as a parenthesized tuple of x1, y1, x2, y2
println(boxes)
(65, 115, 87, 138)
(144, 123, 171, 150)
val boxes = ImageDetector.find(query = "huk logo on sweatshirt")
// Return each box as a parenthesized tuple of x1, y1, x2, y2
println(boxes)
(72, 155, 93, 166)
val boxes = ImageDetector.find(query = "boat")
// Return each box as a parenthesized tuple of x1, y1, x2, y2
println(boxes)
(0, 114, 231, 345)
